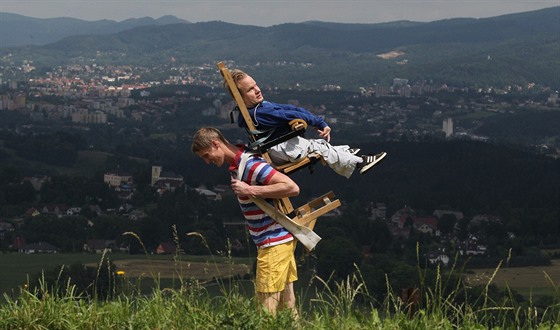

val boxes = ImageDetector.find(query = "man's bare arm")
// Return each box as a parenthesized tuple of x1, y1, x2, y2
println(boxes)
(231, 172, 299, 199)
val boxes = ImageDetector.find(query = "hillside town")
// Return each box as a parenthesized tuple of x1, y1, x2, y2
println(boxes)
(0, 164, 501, 269)
(1, 146, 545, 273)
(1, 61, 559, 156)
(0, 61, 558, 267)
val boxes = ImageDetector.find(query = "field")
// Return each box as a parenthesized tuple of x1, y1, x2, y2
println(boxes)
(72, 150, 149, 176)
(0, 147, 148, 177)
(0, 252, 251, 296)
(3, 252, 560, 300)
(106, 258, 250, 282)
(464, 259, 560, 297)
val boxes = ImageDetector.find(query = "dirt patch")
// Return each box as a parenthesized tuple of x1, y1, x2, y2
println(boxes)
(377, 50, 405, 59)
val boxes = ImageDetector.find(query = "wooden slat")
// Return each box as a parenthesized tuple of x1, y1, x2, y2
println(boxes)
(217, 63, 258, 142)
(293, 191, 341, 230)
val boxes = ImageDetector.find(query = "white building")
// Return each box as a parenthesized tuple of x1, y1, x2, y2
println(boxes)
(442, 118, 453, 138)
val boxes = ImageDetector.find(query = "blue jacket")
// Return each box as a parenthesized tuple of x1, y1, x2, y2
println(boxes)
(236, 101, 328, 140)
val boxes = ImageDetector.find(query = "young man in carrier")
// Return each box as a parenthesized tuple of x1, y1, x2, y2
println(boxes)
(229, 69, 387, 178)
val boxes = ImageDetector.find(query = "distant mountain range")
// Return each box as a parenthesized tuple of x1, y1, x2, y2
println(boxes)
(0, 13, 190, 47)
(1, 7, 558, 88)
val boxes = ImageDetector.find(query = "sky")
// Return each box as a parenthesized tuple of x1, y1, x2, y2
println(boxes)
(1, 0, 558, 26)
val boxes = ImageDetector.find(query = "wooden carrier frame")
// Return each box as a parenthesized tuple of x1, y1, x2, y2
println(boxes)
(217, 62, 341, 247)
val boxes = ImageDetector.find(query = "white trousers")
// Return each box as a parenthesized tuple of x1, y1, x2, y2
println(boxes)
(268, 136, 362, 179)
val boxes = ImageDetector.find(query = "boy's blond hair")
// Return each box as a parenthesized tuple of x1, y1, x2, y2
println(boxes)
(224, 69, 248, 97)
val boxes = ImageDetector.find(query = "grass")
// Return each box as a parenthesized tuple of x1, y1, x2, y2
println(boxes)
(148, 133, 177, 141)
(0, 253, 111, 295)
(1, 237, 559, 329)
(0, 252, 251, 296)
(0, 147, 148, 177)
(1, 262, 559, 329)
(71, 150, 149, 176)
(454, 109, 499, 120)
(106, 258, 250, 282)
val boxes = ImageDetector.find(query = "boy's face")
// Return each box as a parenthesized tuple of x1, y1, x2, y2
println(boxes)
(196, 141, 225, 167)
(237, 75, 264, 108)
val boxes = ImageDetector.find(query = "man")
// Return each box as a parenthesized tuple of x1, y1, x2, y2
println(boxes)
(192, 127, 299, 317)
(229, 69, 387, 178)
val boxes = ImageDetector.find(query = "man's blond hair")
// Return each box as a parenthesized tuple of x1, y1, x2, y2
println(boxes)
(191, 127, 228, 153)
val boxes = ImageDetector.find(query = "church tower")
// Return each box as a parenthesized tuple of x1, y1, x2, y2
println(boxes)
(151, 165, 162, 186)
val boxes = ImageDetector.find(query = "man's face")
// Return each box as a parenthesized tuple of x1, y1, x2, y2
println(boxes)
(196, 141, 225, 167)
(236, 75, 264, 108)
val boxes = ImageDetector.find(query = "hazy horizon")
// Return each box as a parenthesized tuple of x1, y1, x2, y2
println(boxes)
(1, 0, 558, 27)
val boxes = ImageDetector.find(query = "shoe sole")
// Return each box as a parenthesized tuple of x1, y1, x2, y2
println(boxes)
(359, 152, 387, 174)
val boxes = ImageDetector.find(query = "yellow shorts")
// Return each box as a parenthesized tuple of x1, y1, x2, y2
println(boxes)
(255, 240, 298, 293)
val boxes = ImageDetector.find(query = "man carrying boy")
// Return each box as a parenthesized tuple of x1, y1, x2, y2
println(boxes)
(192, 126, 300, 317)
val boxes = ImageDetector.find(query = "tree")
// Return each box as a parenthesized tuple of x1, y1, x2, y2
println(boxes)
(457, 217, 470, 241)
(20, 215, 90, 252)
(438, 214, 457, 235)
(3, 181, 36, 205)
(369, 220, 393, 254)
(0, 166, 22, 185)
(90, 215, 139, 245)
(316, 236, 363, 281)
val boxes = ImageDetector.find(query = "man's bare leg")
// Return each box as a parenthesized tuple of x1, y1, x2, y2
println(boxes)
(257, 291, 281, 315)
(257, 284, 298, 319)
(279, 283, 298, 319)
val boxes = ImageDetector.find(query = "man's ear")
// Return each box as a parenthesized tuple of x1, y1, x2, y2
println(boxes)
(211, 140, 221, 149)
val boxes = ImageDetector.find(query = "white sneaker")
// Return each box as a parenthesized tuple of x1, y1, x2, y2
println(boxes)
(349, 148, 361, 155)
(358, 152, 387, 174)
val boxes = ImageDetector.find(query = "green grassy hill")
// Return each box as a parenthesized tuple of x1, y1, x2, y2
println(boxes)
(2, 7, 558, 89)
